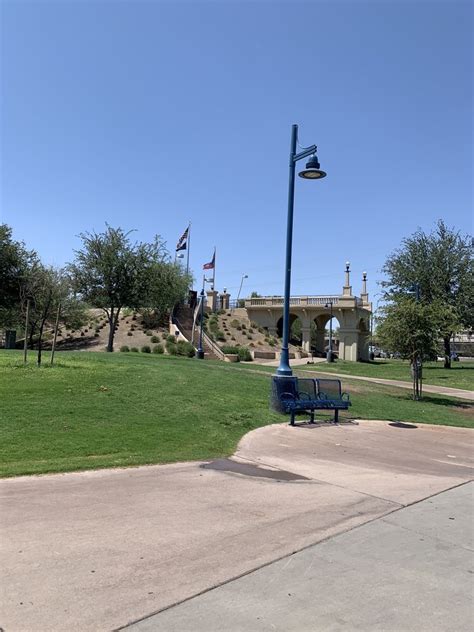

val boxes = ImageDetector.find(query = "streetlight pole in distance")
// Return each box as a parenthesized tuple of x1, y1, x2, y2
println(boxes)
(325, 300, 334, 362)
(236, 274, 248, 307)
(196, 275, 206, 360)
(276, 124, 326, 377)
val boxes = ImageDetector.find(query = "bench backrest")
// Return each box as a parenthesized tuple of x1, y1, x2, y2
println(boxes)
(296, 378, 317, 399)
(314, 378, 343, 400)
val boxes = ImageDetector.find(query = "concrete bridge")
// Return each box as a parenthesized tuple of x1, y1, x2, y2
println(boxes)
(244, 266, 372, 361)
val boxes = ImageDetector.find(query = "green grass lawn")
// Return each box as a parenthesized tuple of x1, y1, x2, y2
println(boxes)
(299, 359, 474, 390)
(0, 350, 472, 478)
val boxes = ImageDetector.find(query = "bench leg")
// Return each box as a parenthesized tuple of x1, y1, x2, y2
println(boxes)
(310, 410, 315, 423)
(334, 409, 339, 423)
(290, 410, 295, 426)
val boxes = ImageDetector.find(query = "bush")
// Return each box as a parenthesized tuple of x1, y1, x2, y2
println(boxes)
(127, 331, 133, 336)
(241, 323, 247, 330)
(218, 309, 226, 315)
(248, 328, 254, 334)
(153, 344, 164, 354)
(216, 331, 226, 341)
(144, 330, 152, 337)
(238, 347, 253, 361)
(246, 334, 253, 340)
(221, 345, 240, 355)
(231, 336, 236, 341)
(166, 334, 176, 344)
(236, 325, 242, 331)
(230, 319, 240, 328)
(94, 333, 99, 338)
(120, 345, 130, 352)
(151, 335, 160, 343)
(268, 338, 276, 347)
(130, 347, 139, 352)
(176, 340, 196, 358)
(141, 345, 151, 353)
(166, 340, 178, 355)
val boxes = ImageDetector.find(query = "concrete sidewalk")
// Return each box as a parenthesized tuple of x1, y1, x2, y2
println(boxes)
(1, 422, 473, 631)
(253, 359, 474, 401)
(127, 482, 474, 632)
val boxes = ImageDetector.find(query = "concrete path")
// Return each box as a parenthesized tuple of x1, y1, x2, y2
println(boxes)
(126, 482, 474, 632)
(1, 422, 473, 631)
(254, 359, 474, 401)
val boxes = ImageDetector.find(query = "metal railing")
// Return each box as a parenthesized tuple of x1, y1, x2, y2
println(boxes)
(245, 296, 341, 307)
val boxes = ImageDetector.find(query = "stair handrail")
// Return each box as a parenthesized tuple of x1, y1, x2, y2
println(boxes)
(200, 329, 225, 360)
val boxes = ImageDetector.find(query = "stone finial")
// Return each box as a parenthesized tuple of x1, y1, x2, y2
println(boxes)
(362, 271, 367, 295)
(343, 261, 352, 296)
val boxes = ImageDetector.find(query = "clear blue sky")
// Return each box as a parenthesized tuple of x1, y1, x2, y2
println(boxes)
(1, 0, 472, 300)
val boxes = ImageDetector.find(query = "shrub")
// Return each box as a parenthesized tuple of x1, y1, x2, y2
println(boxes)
(248, 328, 254, 334)
(230, 319, 240, 328)
(241, 323, 247, 330)
(120, 345, 130, 352)
(176, 340, 196, 358)
(151, 335, 160, 343)
(218, 309, 226, 315)
(130, 347, 139, 352)
(141, 345, 151, 353)
(251, 321, 259, 329)
(221, 345, 240, 355)
(127, 331, 133, 336)
(166, 334, 176, 344)
(144, 330, 152, 337)
(166, 340, 178, 355)
(94, 333, 99, 338)
(236, 325, 242, 331)
(80, 332, 85, 336)
(216, 331, 226, 341)
(246, 334, 253, 340)
(268, 338, 276, 347)
(237, 347, 253, 361)
(153, 344, 164, 354)
(231, 336, 236, 341)
(221, 345, 252, 361)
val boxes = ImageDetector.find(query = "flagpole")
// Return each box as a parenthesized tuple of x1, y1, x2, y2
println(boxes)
(186, 221, 191, 278)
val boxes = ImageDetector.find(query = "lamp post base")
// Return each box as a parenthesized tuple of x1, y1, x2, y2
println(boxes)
(196, 349, 205, 359)
(326, 351, 334, 362)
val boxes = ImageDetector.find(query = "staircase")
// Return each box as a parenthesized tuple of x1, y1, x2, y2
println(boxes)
(173, 305, 223, 360)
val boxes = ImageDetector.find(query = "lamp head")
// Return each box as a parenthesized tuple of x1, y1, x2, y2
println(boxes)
(298, 153, 327, 180)
(345, 261, 350, 272)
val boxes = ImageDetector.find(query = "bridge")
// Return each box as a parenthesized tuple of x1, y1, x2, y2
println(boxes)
(244, 267, 372, 361)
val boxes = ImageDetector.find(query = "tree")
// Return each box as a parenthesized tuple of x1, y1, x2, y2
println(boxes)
(21, 265, 83, 366)
(69, 226, 190, 352)
(377, 299, 439, 399)
(0, 224, 37, 328)
(382, 220, 473, 367)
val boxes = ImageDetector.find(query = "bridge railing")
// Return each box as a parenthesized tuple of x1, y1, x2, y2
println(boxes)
(245, 296, 341, 307)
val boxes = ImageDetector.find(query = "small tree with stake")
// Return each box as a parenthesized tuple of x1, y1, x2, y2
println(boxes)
(377, 298, 439, 400)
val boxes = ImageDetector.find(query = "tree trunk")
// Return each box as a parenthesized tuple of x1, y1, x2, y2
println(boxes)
(106, 307, 115, 352)
(443, 335, 451, 369)
(37, 323, 44, 367)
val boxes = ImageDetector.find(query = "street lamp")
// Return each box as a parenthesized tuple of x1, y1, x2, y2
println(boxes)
(325, 300, 334, 362)
(196, 276, 206, 360)
(276, 124, 326, 376)
(236, 274, 248, 306)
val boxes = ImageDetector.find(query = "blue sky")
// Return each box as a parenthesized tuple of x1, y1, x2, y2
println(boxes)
(1, 0, 472, 300)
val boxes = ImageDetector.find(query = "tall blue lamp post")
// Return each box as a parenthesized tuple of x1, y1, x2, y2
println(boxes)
(196, 276, 206, 359)
(325, 300, 334, 362)
(276, 124, 326, 376)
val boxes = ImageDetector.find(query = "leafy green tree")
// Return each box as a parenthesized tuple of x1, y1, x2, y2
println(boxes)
(382, 220, 473, 367)
(21, 265, 84, 366)
(69, 226, 190, 352)
(377, 298, 439, 362)
(0, 224, 38, 328)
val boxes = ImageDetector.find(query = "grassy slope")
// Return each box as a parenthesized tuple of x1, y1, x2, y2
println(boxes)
(0, 351, 472, 478)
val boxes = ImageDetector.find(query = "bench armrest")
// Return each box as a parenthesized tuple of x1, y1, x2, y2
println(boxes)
(280, 392, 297, 402)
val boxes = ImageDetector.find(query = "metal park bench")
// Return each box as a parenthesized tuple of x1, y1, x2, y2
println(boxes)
(271, 376, 351, 426)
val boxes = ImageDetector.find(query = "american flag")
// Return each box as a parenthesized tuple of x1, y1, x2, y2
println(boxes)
(203, 252, 215, 270)
(176, 227, 189, 252)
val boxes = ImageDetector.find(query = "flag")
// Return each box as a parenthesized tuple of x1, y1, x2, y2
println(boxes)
(203, 252, 215, 270)
(176, 227, 189, 252)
